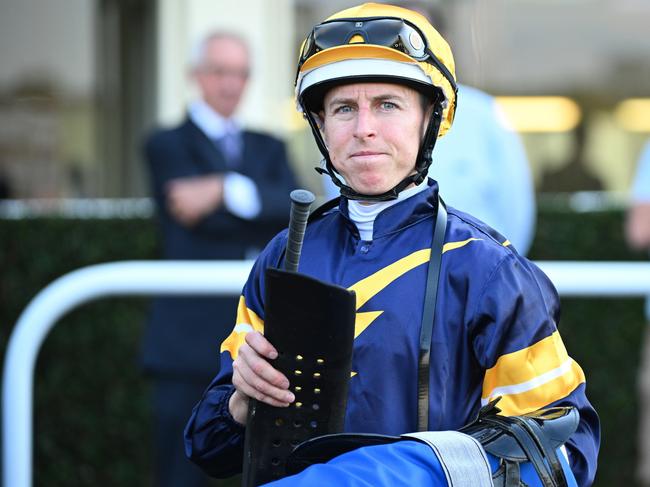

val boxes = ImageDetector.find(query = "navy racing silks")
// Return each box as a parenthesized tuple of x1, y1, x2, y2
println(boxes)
(184, 180, 599, 486)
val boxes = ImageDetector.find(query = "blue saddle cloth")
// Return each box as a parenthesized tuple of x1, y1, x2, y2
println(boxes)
(263, 439, 578, 487)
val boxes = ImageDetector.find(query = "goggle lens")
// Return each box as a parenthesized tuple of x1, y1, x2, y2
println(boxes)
(301, 17, 428, 64)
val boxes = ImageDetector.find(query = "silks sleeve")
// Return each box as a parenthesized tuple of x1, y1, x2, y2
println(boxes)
(470, 254, 600, 487)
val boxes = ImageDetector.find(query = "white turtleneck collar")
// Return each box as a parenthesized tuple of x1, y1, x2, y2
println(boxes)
(347, 181, 429, 241)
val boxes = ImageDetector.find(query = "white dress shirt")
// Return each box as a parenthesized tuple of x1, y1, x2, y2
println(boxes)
(188, 100, 261, 220)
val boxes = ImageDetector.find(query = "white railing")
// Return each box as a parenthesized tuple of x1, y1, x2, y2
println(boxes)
(0, 198, 155, 219)
(2, 261, 253, 487)
(3, 260, 650, 487)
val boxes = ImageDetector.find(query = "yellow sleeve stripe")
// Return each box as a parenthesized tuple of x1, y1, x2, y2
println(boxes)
(481, 359, 586, 415)
(483, 331, 570, 394)
(481, 331, 586, 415)
(502, 239, 511, 247)
(220, 296, 265, 359)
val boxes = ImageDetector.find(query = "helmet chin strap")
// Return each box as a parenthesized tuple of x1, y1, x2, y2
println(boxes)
(306, 91, 445, 202)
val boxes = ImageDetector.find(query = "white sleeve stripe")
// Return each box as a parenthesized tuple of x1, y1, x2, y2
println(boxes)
(481, 358, 574, 405)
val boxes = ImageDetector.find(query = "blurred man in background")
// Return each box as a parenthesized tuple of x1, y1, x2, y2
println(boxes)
(142, 31, 297, 487)
(624, 141, 650, 487)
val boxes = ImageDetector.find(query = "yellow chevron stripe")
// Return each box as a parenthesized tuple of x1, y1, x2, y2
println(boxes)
(221, 239, 482, 360)
(348, 249, 430, 309)
(354, 310, 384, 339)
(221, 296, 264, 359)
(349, 239, 481, 311)
(482, 331, 569, 395)
(442, 237, 482, 253)
(502, 239, 511, 247)
(486, 360, 586, 415)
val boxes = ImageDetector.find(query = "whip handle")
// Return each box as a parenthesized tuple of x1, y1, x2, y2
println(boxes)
(284, 189, 315, 272)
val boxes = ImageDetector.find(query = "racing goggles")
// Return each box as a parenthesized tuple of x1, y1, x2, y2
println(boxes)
(298, 16, 456, 89)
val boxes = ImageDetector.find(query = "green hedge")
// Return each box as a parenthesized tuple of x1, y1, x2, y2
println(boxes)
(1, 219, 158, 486)
(530, 207, 648, 486)
(1, 207, 647, 486)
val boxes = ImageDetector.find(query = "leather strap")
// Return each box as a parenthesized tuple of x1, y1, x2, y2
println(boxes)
(417, 197, 447, 431)
(508, 415, 567, 487)
(299, 193, 448, 432)
(481, 414, 567, 487)
(307, 196, 341, 223)
(504, 461, 520, 487)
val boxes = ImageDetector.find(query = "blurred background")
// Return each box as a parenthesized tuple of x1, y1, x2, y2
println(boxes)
(1, 0, 649, 200)
(1, 0, 649, 486)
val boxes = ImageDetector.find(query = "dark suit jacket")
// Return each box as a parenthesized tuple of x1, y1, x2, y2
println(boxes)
(142, 118, 298, 378)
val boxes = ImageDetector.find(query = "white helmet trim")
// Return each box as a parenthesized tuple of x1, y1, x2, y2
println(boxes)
(297, 58, 432, 111)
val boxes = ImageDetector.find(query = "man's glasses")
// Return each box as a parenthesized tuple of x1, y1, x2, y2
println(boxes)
(199, 66, 250, 80)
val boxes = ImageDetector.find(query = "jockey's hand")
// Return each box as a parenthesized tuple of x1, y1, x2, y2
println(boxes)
(229, 331, 295, 425)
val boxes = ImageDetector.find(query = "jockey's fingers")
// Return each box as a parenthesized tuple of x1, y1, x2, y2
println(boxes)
(245, 331, 279, 361)
(237, 343, 291, 389)
(233, 356, 294, 407)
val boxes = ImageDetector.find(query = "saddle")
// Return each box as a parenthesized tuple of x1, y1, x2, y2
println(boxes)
(285, 398, 579, 487)
(460, 399, 579, 487)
